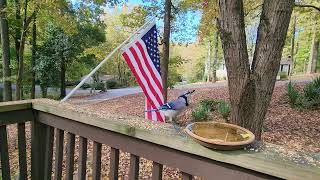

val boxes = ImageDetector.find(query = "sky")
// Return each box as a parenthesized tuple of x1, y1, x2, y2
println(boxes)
(70, 0, 202, 43)
(105, 0, 202, 43)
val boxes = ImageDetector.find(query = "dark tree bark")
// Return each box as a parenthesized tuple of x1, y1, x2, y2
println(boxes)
(0, 0, 12, 101)
(307, 21, 319, 74)
(60, 57, 66, 99)
(290, 16, 296, 75)
(16, 0, 37, 100)
(15, 0, 21, 64)
(161, 0, 171, 103)
(31, 16, 36, 99)
(16, 0, 28, 100)
(218, 0, 294, 139)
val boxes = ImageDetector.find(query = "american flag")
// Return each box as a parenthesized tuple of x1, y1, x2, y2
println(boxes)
(121, 22, 165, 122)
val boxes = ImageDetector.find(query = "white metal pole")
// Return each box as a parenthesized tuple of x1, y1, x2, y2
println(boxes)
(61, 19, 154, 102)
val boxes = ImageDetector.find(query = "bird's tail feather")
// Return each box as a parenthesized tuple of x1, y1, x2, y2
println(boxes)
(144, 109, 159, 112)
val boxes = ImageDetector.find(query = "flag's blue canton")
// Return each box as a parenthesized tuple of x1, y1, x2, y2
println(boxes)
(141, 25, 161, 74)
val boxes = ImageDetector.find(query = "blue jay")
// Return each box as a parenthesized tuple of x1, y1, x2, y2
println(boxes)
(146, 90, 195, 122)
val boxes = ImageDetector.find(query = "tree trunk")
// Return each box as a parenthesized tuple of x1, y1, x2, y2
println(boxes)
(204, 40, 211, 82)
(290, 16, 296, 75)
(16, 0, 28, 100)
(307, 21, 319, 74)
(161, 0, 171, 103)
(15, 0, 21, 64)
(31, 16, 36, 99)
(218, 0, 294, 139)
(0, 0, 12, 101)
(212, 32, 219, 83)
(16, 0, 37, 100)
(60, 57, 66, 99)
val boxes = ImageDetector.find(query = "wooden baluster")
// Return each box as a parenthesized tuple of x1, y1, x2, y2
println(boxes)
(44, 126, 54, 180)
(129, 154, 140, 180)
(78, 137, 87, 180)
(152, 162, 163, 180)
(109, 147, 119, 180)
(17, 123, 27, 180)
(66, 132, 75, 180)
(0, 125, 11, 180)
(92, 141, 102, 180)
(181, 172, 193, 180)
(31, 117, 47, 180)
(54, 129, 64, 180)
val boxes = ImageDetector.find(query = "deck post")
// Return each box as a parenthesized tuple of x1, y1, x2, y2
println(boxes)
(31, 111, 47, 180)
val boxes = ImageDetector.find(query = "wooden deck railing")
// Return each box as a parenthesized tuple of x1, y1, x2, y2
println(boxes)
(0, 100, 319, 180)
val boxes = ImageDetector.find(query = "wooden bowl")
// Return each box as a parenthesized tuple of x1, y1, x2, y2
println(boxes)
(185, 122, 255, 150)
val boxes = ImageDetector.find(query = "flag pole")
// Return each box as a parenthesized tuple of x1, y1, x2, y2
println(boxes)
(61, 19, 155, 102)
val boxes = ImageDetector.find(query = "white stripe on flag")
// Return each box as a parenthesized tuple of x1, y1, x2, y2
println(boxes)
(138, 40, 162, 86)
(125, 50, 161, 108)
(132, 45, 163, 102)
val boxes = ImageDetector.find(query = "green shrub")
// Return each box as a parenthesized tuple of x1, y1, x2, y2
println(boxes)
(81, 83, 91, 89)
(279, 72, 288, 80)
(192, 98, 230, 121)
(303, 76, 320, 108)
(106, 80, 118, 89)
(191, 106, 210, 122)
(287, 77, 320, 109)
(199, 99, 219, 112)
(287, 81, 301, 107)
(92, 82, 106, 91)
(217, 100, 230, 119)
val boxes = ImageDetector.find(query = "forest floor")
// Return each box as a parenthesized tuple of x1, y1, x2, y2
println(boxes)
(4, 79, 320, 179)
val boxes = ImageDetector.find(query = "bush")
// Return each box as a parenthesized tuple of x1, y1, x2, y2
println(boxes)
(81, 83, 91, 89)
(92, 82, 106, 92)
(287, 81, 301, 107)
(199, 99, 219, 112)
(191, 106, 210, 122)
(192, 98, 230, 122)
(217, 100, 230, 120)
(287, 77, 320, 109)
(279, 72, 288, 80)
(303, 76, 320, 108)
(106, 80, 119, 89)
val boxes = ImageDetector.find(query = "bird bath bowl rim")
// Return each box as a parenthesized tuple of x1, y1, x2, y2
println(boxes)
(184, 122, 255, 150)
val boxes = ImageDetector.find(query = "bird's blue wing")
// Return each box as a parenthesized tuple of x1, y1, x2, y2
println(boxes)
(158, 102, 176, 110)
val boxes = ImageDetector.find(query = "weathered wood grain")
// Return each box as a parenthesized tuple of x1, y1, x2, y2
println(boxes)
(66, 132, 75, 180)
(18, 123, 27, 180)
(92, 141, 102, 180)
(109, 147, 120, 180)
(152, 162, 163, 180)
(129, 154, 139, 180)
(0, 125, 11, 180)
(78, 137, 87, 180)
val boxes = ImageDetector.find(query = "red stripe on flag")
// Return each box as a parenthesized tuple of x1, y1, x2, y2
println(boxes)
(122, 52, 163, 121)
(146, 98, 152, 120)
(128, 47, 163, 105)
(135, 41, 163, 96)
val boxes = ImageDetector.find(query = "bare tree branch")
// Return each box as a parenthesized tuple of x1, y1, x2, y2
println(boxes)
(295, 4, 320, 12)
